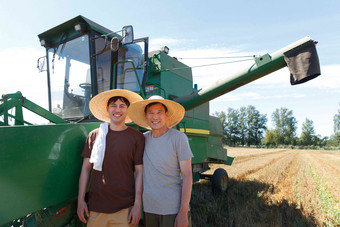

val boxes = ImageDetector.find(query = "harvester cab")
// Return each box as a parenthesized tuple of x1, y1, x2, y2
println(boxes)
(0, 15, 320, 227)
(37, 15, 148, 122)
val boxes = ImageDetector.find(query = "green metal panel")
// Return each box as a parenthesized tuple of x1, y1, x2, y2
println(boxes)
(190, 102, 209, 121)
(180, 108, 210, 164)
(187, 135, 208, 164)
(192, 172, 200, 183)
(209, 116, 223, 135)
(0, 122, 99, 225)
(148, 51, 193, 99)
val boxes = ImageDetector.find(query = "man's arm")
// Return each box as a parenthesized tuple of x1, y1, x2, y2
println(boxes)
(128, 164, 143, 226)
(77, 158, 92, 223)
(175, 158, 192, 227)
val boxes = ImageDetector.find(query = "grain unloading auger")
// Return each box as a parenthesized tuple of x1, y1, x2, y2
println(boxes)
(0, 15, 320, 226)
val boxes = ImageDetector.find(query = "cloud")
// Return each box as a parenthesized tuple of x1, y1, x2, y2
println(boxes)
(304, 64, 340, 88)
(149, 37, 182, 52)
(169, 46, 255, 89)
(217, 92, 262, 102)
(0, 47, 46, 102)
(212, 91, 306, 102)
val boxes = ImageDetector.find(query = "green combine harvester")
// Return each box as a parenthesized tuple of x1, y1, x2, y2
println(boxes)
(0, 15, 320, 226)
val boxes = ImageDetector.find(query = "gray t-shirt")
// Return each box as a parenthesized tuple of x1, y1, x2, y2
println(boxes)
(142, 128, 193, 215)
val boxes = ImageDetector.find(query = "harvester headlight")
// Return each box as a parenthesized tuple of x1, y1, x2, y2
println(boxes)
(74, 23, 87, 33)
(39, 39, 50, 47)
(40, 39, 46, 46)
(161, 46, 169, 54)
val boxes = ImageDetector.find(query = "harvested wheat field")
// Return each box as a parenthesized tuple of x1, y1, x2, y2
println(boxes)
(191, 148, 340, 227)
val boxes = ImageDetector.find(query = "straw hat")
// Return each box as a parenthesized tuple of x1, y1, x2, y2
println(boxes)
(128, 95, 185, 130)
(89, 89, 143, 123)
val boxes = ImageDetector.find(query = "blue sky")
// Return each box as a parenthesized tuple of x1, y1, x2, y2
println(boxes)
(1, 0, 339, 137)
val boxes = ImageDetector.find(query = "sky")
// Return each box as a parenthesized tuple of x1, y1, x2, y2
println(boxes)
(0, 0, 339, 137)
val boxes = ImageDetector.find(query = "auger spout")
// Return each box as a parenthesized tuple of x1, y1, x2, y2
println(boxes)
(174, 36, 317, 110)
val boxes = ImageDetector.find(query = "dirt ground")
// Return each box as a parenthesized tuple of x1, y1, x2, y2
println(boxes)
(191, 147, 340, 226)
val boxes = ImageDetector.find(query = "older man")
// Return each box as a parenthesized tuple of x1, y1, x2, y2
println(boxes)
(129, 95, 193, 227)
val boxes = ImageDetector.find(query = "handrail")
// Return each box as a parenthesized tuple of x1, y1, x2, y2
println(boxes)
(113, 60, 146, 98)
(0, 92, 67, 126)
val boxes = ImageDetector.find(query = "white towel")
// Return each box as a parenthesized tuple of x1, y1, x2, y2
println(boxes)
(89, 122, 109, 171)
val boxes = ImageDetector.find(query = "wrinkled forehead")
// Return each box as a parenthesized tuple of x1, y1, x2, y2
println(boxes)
(145, 102, 168, 113)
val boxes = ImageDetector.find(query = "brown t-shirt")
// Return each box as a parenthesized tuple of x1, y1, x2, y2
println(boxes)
(82, 126, 145, 213)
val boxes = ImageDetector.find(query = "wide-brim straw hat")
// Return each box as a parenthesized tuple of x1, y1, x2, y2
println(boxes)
(128, 95, 185, 130)
(89, 89, 143, 123)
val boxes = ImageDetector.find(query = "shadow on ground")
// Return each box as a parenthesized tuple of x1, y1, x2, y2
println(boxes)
(191, 178, 318, 227)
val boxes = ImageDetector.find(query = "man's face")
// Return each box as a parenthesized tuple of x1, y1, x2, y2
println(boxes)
(145, 103, 168, 130)
(106, 99, 128, 125)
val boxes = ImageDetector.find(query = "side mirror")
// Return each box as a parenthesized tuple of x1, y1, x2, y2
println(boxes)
(37, 56, 47, 72)
(122, 25, 134, 44)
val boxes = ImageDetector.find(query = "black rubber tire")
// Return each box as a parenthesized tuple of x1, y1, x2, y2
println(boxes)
(211, 168, 229, 193)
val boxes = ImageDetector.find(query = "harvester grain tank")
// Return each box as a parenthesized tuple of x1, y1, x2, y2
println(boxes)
(0, 15, 320, 226)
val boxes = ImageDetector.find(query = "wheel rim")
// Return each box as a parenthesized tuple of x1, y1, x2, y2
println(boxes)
(221, 174, 228, 191)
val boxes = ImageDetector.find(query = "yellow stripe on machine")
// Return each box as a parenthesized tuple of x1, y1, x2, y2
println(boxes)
(180, 128, 210, 135)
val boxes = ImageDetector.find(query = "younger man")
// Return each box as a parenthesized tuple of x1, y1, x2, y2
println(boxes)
(77, 89, 145, 226)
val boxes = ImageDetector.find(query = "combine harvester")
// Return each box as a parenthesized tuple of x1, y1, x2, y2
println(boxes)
(0, 15, 320, 226)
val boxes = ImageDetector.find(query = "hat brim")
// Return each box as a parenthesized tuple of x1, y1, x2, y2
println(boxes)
(128, 98, 185, 130)
(89, 89, 143, 123)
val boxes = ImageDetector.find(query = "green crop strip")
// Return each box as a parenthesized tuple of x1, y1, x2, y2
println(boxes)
(309, 166, 340, 226)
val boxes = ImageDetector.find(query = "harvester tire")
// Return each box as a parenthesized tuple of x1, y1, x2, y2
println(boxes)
(212, 168, 229, 193)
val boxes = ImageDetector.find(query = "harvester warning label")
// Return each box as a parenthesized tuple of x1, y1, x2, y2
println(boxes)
(54, 207, 67, 219)
(146, 85, 159, 94)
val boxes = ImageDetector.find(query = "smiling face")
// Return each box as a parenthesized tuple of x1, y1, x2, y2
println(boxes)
(106, 98, 129, 126)
(145, 103, 168, 131)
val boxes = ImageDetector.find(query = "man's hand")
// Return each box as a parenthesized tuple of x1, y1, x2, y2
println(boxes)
(174, 211, 189, 227)
(77, 199, 89, 223)
(128, 204, 141, 226)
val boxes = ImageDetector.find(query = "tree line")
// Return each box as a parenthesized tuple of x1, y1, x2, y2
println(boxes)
(214, 104, 340, 149)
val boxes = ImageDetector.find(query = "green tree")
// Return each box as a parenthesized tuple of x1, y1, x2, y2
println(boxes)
(215, 111, 227, 128)
(312, 134, 328, 147)
(300, 118, 315, 146)
(225, 108, 241, 146)
(215, 109, 240, 146)
(245, 105, 267, 146)
(334, 103, 340, 134)
(264, 129, 278, 147)
(272, 107, 297, 145)
(239, 107, 247, 146)
(333, 103, 340, 146)
(215, 106, 267, 147)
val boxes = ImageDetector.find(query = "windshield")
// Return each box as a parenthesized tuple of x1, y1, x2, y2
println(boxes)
(48, 35, 91, 119)
(48, 33, 146, 121)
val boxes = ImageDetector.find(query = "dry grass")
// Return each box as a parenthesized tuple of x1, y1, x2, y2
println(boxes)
(191, 148, 340, 226)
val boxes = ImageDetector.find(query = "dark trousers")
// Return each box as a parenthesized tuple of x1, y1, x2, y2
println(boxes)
(144, 212, 192, 227)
